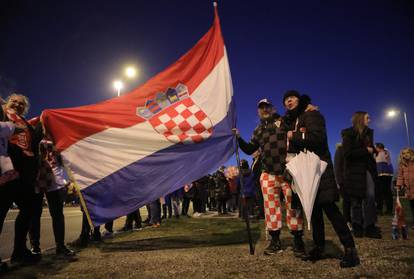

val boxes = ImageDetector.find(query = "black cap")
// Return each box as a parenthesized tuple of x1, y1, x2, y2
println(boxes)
(282, 90, 300, 105)
(257, 98, 272, 108)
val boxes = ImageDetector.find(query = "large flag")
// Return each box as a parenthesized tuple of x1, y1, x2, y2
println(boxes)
(42, 6, 235, 225)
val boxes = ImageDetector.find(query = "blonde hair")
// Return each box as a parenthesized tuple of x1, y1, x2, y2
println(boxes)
(398, 147, 414, 167)
(351, 111, 368, 135)
(5, 93, 30, 116)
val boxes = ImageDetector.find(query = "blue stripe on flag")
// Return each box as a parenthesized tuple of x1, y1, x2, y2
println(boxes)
(82, 102, 236, 225)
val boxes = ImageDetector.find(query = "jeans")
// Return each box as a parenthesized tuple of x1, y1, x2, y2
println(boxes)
(351, 171, 378, 228)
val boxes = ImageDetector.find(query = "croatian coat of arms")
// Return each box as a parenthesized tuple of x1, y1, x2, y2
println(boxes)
(136, 83, 213, 144)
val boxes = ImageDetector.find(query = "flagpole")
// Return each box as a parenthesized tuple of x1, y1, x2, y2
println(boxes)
(235, 136, 255, 255)
(65, 166, 94, 229)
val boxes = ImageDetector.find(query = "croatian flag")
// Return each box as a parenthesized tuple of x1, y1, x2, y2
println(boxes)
(41, 6, 235, 225)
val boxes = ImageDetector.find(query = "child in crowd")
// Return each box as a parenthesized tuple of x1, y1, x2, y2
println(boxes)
(396, 147, 414, 230)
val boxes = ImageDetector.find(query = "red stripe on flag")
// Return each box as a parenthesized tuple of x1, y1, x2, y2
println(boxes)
(42, 11, 224, 152)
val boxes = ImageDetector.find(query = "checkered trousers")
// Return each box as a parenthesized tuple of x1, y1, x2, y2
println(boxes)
(260, 172, 303, 231)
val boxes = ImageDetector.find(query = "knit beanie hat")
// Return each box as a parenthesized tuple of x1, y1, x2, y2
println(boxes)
(282, 90, 300, 105)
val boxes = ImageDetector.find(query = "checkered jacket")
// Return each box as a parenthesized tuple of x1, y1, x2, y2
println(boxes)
(238, 114, 287, 175)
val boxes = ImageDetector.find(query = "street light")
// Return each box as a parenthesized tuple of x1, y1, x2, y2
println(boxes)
(386, 109, 411, 147)
(125, 66, 137, 78)
(113, 80, 124, 97)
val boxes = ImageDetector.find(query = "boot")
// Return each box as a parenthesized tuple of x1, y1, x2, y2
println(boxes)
(364, 225, 382, 239)
(340, 247, 360, 268)
(352, 223, 364, 238)
(264, 230, 282, 255)
(302, 245, 325, 262)
(291, 230, 306, 257)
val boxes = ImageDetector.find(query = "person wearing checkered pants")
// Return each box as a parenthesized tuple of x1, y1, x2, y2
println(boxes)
(233, 98, 305, 256)
(261, 173, 303, 232)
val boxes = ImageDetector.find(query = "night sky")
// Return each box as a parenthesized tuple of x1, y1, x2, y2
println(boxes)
(1, 0, 413, 168)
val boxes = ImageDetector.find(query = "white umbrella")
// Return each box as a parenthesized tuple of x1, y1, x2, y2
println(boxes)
(286, 151, 327, 230)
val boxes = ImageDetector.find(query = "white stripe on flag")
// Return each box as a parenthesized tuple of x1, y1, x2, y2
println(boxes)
(63, 53, 233, 189)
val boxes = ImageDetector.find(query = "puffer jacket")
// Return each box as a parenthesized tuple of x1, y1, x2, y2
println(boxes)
(397, 161, 414, 200)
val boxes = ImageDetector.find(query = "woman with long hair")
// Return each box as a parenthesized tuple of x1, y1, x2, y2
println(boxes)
(341, 111, 381, 238)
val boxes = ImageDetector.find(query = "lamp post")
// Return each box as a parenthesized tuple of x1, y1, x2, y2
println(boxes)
(112, 66, 138, 97)
(387, 109, 411, 147)
(113, 80, 124, 97)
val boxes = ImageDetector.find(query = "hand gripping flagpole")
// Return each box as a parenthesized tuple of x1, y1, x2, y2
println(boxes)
(65, 166, 94, 229)
(234, 135, 255, 255)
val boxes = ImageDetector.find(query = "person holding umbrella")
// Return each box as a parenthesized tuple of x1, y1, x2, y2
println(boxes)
(283, 90, 359, 268)
(233, 98, 305, 256)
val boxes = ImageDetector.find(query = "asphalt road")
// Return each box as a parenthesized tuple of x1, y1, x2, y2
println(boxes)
(0, 207, 82, 260)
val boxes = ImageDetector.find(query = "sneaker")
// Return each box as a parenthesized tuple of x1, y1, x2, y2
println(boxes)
(31, 245, 42, 255)
(11, 248, 41, 265)
(56, 246, 76, 257)
(133, 225, 143, 231)
(102, 230, 114, 238)
(364, 225, 382, 239)
(118, 225, 133, 232)
(340, 247, 360, 268)
(263, 239, 282, 255)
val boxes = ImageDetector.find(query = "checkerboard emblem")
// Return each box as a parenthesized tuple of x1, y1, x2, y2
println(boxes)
(136, 83, 213, 144)
(149, 98, 213, 144)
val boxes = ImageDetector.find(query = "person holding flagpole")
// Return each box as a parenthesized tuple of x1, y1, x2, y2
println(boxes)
(233, 98, 305, 256)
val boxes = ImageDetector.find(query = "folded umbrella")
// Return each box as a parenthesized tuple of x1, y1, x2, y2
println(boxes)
(286, 151, 327, 230)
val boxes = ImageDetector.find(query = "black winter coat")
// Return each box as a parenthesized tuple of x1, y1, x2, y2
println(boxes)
(289, 110, 339, 204)
(341, 127, 377, 198)
(214, 171, 229, 199)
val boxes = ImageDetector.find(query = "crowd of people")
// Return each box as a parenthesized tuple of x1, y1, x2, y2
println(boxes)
(234, 90, 414, 268)
(0, 91, 413, 273)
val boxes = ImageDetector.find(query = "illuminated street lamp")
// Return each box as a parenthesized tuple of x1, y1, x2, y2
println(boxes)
(113, 80, 124, 97)
(125, 66, 137, 78)
(387, 109, 411, 147)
